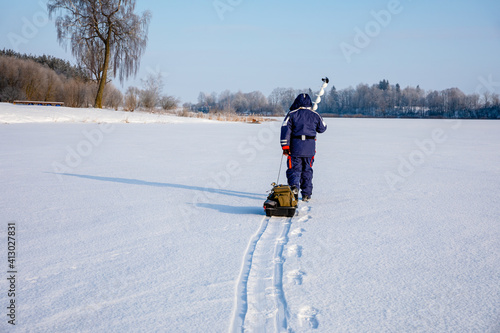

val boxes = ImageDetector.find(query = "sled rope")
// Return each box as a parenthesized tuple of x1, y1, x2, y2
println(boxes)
(276, 153, 284, 185)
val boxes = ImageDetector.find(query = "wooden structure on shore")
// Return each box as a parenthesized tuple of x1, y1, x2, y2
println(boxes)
(13, 100, 64, 106)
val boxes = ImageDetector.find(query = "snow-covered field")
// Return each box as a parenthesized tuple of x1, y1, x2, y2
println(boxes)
(1, 103, 499, 332)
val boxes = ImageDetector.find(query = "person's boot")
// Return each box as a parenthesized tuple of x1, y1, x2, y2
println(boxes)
(302, 195, 311, 202)
(291, 185, 299, 201)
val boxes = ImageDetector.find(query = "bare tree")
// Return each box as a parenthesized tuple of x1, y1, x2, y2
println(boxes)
(123, 86, 140, 111)
(103, 83, 123, 110)
(140, 72, 163, 110)
(482, 91, 491, 108)
(268, 87, 297, 114)
(491, 93, 500, 107)
(232, 91, 249, 113)
(160, 95, 180, 111)
(79, 38, 107, 83)
(47, 0, 151, 108)
(218, 89, 233, 112)
(246, 91, 268, 113)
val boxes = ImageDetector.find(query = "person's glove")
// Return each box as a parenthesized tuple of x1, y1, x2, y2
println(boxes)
(282, 146, 290, 156)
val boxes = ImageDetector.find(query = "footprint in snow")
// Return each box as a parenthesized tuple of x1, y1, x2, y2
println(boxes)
(298, 215, 311, 223)
(299, 306, 319, 329)
(287, 269, 305, 285)
(287, 244, 302, 258)
(290, 228, 305, 237)
(299, 205, 311, 213)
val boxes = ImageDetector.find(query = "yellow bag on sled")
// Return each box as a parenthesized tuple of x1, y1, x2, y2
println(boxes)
(263, 183, 298, 217)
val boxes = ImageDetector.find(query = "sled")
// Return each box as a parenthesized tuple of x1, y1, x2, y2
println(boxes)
(263, 183, 298, 217)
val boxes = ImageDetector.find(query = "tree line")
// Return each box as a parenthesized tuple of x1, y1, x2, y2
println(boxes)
(0, 52, 122, 108)
(0, 52, 179, 111)
(0, 49, 90, 81)
(190, 79, 500, 119)
(2, 49, 498, 119)
(320, 80, 500, 119)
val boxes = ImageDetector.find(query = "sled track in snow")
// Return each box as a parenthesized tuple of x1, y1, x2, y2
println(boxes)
(230, 216, 292, 332)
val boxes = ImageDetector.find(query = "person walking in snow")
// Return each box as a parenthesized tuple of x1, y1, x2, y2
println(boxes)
(280, 93, 327, 202)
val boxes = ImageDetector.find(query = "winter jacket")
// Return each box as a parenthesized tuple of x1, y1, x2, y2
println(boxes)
(280, 94, 327, 157)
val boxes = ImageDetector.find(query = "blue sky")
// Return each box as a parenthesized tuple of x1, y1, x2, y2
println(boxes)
(1, 0, 499, 103)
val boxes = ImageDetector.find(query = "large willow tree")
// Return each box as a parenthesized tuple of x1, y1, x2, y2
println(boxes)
(48, 0, 151, 108)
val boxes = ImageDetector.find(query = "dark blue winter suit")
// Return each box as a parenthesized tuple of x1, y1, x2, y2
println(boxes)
(280, 94, 327, 198)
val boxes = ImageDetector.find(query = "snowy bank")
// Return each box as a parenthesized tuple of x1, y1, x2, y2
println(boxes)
(0, 102, 215, 124)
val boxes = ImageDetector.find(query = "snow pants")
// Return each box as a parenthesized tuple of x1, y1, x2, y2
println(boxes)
(286, 156, 314, 197)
